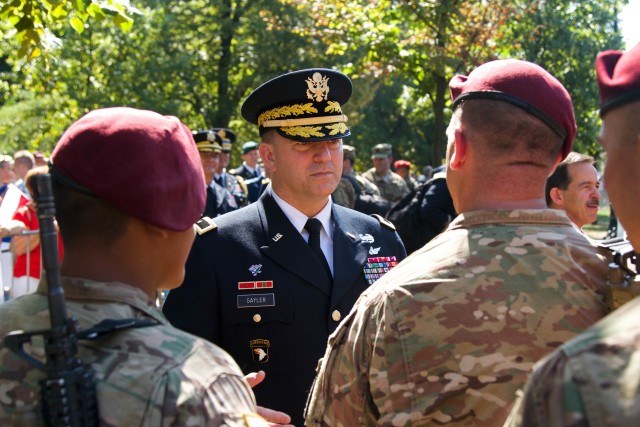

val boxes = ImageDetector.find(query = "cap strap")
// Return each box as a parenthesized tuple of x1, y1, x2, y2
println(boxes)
(600, 89, 640, 117)
(48, 161, 96, 196)
(452, 90, 567, 141)
(262, 114, 348, 128)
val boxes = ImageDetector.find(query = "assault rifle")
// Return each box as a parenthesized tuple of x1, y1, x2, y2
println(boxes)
(4, 174, 99, 426)
(600, 237, 640, 312)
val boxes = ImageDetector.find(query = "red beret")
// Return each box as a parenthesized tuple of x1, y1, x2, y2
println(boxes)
(596, 42, 640, 116)
(51, 107, 205, 231)
(450, 59, 576, 159)
(394, 160, 411, 169)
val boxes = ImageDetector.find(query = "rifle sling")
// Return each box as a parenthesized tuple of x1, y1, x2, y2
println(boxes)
(77, 318, 160, 340)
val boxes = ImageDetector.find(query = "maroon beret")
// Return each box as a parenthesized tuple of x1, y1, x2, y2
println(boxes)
(596, 42, 640, 116)
(394, 160, 411, 169)
(450, 59, 576, 159)
(51, 107, 205, 231)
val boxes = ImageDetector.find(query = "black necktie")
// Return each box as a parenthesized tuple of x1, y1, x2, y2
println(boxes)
(304, 218, 332, 279)
(203, 186, 216, 217)
(214, 176, 223, 186)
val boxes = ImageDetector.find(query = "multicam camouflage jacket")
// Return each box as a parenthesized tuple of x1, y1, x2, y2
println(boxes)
(306, 209, 610, 427)
(504, 295, 640, 427)
(0, 278, 265, 426)
(363, 168, 410, 203)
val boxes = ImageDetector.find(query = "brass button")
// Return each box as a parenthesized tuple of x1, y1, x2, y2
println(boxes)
(253, 314, 262, 323)
(331, 310, 341, 322)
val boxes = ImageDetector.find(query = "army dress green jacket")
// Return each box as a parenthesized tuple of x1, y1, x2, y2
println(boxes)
(163, 190, 407, 426)
(0, 277, 262, 426)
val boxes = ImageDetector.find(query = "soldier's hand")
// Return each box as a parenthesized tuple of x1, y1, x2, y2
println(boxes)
(245, 370, 266, 388)
(257, 406, 294, 426)
(245, 371, 294, 426)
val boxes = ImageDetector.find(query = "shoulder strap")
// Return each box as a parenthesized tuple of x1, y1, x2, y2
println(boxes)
(371, 214, 396, 231)
(77, 318, 160, 340)
(195, 216, 218, 235)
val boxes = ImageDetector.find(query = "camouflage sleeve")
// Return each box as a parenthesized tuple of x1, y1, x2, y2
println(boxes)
(306, 291, 389, 426)
(505, 296, 640, 427)
(157, 340, 268, 427)
(358, 175, 381, 196)
(503, 351, 575, 427)
(332, 178, 357, 209)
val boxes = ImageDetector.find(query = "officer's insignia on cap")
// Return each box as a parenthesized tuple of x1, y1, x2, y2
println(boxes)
(193, 130, 222, 153)
(363, 256, 399, 285)
(241, 68, 352, 143)
(250, 339, 270, 363)
(306, 72, 330, 102)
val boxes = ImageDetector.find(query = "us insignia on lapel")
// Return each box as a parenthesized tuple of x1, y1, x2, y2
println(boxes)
(250, 339, 270, 363)
(363, 256, 399, 285)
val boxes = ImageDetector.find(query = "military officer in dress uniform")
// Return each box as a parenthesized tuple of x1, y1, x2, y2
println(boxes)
(193, 129, 238, 218)
(163, 68, 407, 426)
(231, 141, 263, 203)
(213, 127, 249, 207)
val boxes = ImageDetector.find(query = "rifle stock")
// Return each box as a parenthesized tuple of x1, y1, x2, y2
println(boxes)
(3, 174, 99, 427)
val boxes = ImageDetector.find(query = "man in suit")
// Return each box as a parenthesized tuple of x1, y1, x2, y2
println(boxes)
(163, 68, 407, 426)
(231, 141, 263, 203)
(193, 129, 238, 218)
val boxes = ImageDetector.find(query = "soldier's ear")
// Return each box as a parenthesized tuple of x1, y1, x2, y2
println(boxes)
(259, 142, 276, 173)
(549, 187, 564, 205)
(449, 129, 467, 170)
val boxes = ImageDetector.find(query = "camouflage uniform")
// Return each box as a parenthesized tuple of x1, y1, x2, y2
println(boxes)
(363, 168, 409, 203)
(306, 209, 609, 427)
(333, 172, 382, 210)
(505, 295, 640, 427)
(332, 176, 357, 209)
(0, 277, 265, 426)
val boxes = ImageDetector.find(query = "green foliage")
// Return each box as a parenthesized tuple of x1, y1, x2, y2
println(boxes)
(505, 0, 625, 157)
(0, 0, 627, 169)
(0, 0, 141, 59)
(0, 90, 78, 154)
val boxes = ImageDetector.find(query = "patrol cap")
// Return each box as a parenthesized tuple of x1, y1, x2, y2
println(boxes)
(394, 159, 411, 169)
(241, 68, 352, 143)
(371, 143, 392, 159)
(242, 141, 259, 154)
(193, 130, 222, 153)
(595, 42, 640, 117)
(343, 144, 356, 162)
(50, 107, 205, 232)
(450, 59, 576, 159)
(212, 128, 236, 152)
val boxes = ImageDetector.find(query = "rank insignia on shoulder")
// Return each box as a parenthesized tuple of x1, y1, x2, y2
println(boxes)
(371, 214, 396, 231)
(250, 339, 270, 363)
(363, 256, 399, 285)
(195, 217, 217, 235)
